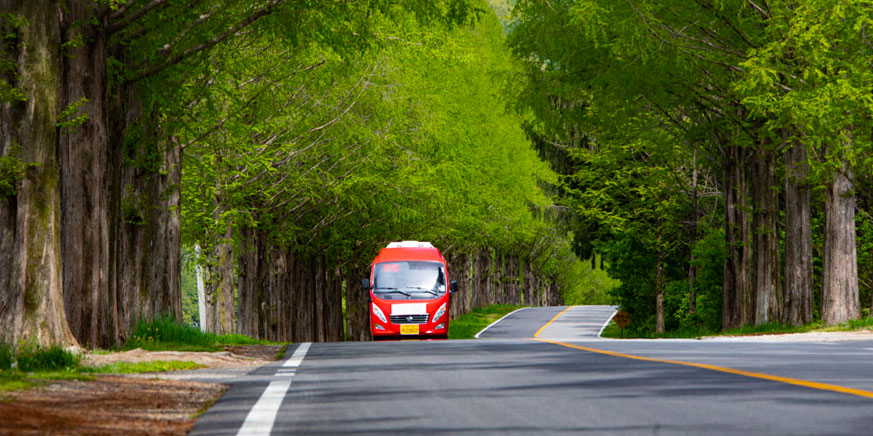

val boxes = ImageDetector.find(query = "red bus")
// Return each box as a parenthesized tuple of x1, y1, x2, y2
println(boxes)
(362, 241, 457, 339)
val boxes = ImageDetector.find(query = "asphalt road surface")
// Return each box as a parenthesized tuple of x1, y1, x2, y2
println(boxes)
(187, 306, 873, 435)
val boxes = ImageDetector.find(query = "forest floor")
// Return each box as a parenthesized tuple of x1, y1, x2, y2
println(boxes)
(0, 345, 284, 436)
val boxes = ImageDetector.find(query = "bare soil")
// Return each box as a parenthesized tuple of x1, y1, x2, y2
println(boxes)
(0, 345, 284, 435)
(705, 329, 873, 342)
(81, 344, 284, 368)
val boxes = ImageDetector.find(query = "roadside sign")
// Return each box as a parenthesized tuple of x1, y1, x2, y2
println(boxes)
(613, 309, 631, 330)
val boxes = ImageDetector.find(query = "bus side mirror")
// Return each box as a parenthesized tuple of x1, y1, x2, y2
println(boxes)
(361, 279, 370, 289)
(449, 280, 457, 294)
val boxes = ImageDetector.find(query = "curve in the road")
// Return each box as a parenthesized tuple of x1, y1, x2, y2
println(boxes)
(188, 305, 873, 435)
(537, 338, 873, 400)
(475, 305, 618, 340)
(524, 306, 873, 400)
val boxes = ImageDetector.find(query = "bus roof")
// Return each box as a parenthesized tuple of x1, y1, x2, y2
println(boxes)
(373, 244, 445, 264)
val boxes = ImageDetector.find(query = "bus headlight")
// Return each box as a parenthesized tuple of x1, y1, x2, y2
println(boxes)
(372, 303, 388, 324)
(432, 303, 447, 323)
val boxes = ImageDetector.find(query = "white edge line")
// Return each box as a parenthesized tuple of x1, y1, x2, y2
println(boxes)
(474, 307, 529, 339)
(597, 307, 619, 338)
(237, 342, 311, 436)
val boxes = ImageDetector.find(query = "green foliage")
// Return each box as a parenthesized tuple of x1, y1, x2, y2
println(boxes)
(0, 146, 27, 199)
(56, 97, 90, 129)
(127, 315, 216, 351)
(174, 0, 578, 297)
(688, 228, 727, 331)
(213, 334, 274, 346)
(0, 12, 26, 104)
(506, 0, 873, 333)
(16, 346, 80, 372)
(448, 304, 524, 339)
(85, 360, 205, 374)
(127, 315, 277, 351)
(120, 183, 146, 226)
(0, 375, 32, 392)
(0, 78, 25, 103)
(0, 343, 13, 371)
(180, 246, 200, 326)
(560, 254, 619, 305)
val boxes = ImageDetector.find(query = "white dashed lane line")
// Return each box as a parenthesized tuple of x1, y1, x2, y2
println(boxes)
(237, 342, 311, 436)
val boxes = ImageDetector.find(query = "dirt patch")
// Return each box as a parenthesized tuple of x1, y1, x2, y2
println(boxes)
(222, 345, 286, 362)
(705, 330, 873, 342)
(82, 344, 285, 369)
(0, 376, 226, 436)
(0, 345, 285, 435)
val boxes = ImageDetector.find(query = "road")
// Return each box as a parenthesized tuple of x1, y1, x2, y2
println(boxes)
(186, 306, 873, 435)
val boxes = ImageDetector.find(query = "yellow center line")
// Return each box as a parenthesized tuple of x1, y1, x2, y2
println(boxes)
(533, 306, 575, 338)
(534, 338, 873, 400)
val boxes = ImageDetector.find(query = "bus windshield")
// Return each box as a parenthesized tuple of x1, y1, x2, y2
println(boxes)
(373, 261, 446, 298)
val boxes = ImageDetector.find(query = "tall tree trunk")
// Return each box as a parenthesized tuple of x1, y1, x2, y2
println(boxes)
(202, 224, 235, 334)
(688, 151, 698, 315)
(821, 154, 860, 325)
(314, 256, 326, 342)
(752, 147, 782, 324)
(236, 227, 259, 338)
(783, 133, 813, 326)
(195, 244, 207, 330)
(723, 144, 753, 329)
(327, 265, 344, 341)
(115, 133, 182, 343)
(0, 1, 77, 347)
(344, 263, 369, 341)
(53, 1, 181, 348)
(655, 233, 665, 334)
(58, 0, 115, 348)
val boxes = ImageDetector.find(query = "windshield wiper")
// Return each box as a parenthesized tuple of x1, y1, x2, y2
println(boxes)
(407, 287, 440, 297)
(375, 287, 411, 297)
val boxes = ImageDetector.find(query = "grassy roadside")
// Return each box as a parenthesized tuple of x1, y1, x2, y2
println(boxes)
(0, 343, 208, 392)
(127, 316, 280, 352)
(600, 315, 873, 339)
(448, 305, 526, 339)
(0, 316, 279, 392)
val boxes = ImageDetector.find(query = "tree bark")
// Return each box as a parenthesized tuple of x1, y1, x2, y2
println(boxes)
(201, 224, 235, 335)
(751, 147, 782, 324)
(314, 256, 326, 342)
(195, 244, 206, 330)
(783, 134, 813, 326)
(344, 263, 370, 341)
(52, 1, 182, 348)
(57, 0, 115, 348)
(655, 239, 665, 335)
(821, 154, 860, 325)
(723, 144, 753, 329)
(0, 0, 77, 347)
(688, 151, 698, 315)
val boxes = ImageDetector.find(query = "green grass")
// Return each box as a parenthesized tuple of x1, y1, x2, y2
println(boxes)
(449, 305, 526, 339)
(84, 360, 205, 374)
(0, 369, 95, 392)
(0, 342, 208, 393)
(127, 316, 279, 352)
(600, 315, 873, 339)
(15, 346, 81, 371)
(0, 346, 94, 392)
(0, 343, 13, 371)
(0, 376, 33, 391)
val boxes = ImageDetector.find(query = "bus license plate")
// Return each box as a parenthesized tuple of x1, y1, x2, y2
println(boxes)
(400, 324, 419, 335)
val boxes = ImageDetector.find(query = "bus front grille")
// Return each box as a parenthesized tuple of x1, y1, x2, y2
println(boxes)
(389, 314, 429, 324)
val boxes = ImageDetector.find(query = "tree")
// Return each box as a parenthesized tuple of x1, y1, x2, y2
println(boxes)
(0, 3, 77, 347)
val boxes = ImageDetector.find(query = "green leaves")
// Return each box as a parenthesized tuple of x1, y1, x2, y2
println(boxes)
(56, 97, 90, 130)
